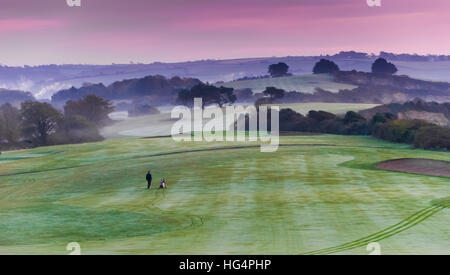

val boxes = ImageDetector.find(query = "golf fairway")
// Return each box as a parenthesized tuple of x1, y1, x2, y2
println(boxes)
(0, 135, 448, 254)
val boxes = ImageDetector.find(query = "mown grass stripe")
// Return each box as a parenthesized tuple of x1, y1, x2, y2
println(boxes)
(312, 206, 445, 255)
(301, 202, 447, 255)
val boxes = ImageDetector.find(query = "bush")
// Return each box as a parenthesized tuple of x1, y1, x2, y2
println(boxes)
(414, 125, 450, 150)
(374, 119, 432, 143)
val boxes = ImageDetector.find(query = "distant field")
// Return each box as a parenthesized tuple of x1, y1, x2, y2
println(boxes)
(0, 135, 448, 254)
(216, 74, 357, 94)
(102, 109, 237, 140)
(103, 102, 378, 139)
(102, 112, 175, 139)
(269, 103, 380, 115)
(394, 61, 450, 82)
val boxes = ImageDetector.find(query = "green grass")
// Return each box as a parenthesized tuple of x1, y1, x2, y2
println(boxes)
(216, 74, 357, 94)
(0, 135, 448, 254)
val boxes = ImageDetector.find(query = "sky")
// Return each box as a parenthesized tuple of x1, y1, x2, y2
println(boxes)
(1, 0, 450, 66)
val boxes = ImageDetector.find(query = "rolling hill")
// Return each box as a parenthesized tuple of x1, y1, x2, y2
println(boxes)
(216, 74, 357, 94)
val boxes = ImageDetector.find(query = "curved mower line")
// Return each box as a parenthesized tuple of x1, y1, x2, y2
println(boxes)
(300, 198, 449, 255)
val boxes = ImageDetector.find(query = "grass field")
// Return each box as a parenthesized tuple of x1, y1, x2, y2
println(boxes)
(216, 74, 357, 94)
(0, 135, 448, 255)
(102, 103, 377, 139)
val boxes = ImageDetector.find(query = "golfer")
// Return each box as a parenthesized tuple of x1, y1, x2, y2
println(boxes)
(146, 171, 152, 189)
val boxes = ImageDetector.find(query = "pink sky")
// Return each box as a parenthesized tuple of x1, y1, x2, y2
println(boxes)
(1, 0, 449, 65)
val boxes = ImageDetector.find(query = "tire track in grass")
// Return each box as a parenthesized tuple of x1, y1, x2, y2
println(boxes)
(300, 198, 449, 255)
(145, 189, 205, 233)
(0, 165, 89, 178)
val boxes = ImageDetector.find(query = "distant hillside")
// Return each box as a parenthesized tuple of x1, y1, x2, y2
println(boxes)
(333, 71, 450, 103)
(52, 75, 201, 104)
(216, 71, 450, 104)
(359, 99, 450, 127)
(3, 51, 450, 99)
(0, 89, 35, 105)
(216, 74, 357, 94)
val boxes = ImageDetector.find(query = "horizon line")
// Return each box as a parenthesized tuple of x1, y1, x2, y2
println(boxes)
(2, 50, 450, 68)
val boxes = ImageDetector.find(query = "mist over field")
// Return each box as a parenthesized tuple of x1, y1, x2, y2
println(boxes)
(3, 53, 450, 99)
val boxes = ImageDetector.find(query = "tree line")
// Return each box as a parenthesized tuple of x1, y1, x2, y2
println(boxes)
(278, 108, 450, 151)
(0, 95, 114, 150)
(176, 57, 400, 109)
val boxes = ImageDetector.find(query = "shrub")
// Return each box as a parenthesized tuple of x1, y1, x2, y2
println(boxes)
(414, 125, 450, 150)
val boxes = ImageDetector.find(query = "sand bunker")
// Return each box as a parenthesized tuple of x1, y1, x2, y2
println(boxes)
(377, 158, 450, 177)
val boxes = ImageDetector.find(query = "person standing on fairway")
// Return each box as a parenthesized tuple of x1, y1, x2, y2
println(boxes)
(146, 171, 152, 189)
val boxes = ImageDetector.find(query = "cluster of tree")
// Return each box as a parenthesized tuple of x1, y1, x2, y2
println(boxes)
(360, 99, 450, 123)
(232, 75, 271, 82)
(331, 71, 450, 102)
(279, 109, 369, 135)
(278, 108, 449, 150)
(52, 75, 202, 104)
(268, 63, 291, 77)
(313, 59, 340, 74)
(0, 89, 35, 105)
(246, 84, 422, 105)
(312, 58, 397, 75)
(371, 58, 398, 75)
(232, 58, 445, 105)
(177, 83, 237, 108)
(373, 118, 450, 150)
(331, 51, 370, 59)
(379, 51, 450, 62)
(252, 87, 287, 108)
(0, 95, 113, 150)
(64, 95, 114, 126)
(234, 88, 256, 102)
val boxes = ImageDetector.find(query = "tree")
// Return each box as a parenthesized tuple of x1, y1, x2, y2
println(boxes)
(369, 112, 396, 134)
(313, 59, 340, 74)
(20, 101, 63, 146)
(0, 103, 21, 145)
(55, 115, 103, 144)
(177, 84, 236, 108)
(343, 111, 365, 124)
(64, 95, 114, 126)
(234, 88, 254, 102)
(262, 87, 285, 101)
(254, 97, 273, 109)
(268, 62, 289, 77)
(371, 58, 398, 75)
(307, 110, 336, 121)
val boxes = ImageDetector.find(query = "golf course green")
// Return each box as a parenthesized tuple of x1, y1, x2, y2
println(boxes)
(0, 135, 448, 254)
